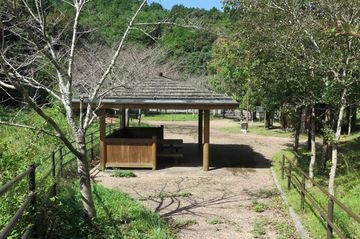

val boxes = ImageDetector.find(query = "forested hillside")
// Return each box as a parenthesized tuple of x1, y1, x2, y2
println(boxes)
(1, 0, 360, 238)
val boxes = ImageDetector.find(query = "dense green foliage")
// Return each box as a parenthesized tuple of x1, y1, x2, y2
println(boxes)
(46, 181, 175, 238)
(73, 0, 225, 74)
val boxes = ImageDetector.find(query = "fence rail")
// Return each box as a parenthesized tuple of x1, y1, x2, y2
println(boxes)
(0, 123, 117, 239)
(281, 154, 360, 239)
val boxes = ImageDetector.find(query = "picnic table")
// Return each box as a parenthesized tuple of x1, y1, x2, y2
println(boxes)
(157, 139, 184, 163)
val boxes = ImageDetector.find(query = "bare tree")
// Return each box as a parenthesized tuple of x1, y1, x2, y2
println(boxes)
(0, 0, 147, 218)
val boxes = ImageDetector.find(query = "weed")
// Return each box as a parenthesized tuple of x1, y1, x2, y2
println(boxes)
(256, 188, 279, 198)
(172, 219, 197, 230)
(207, 217, 223, 225)
(252, 199, 268, 213)
(110, 170, 136, 178)
(253, 219, 267, 238)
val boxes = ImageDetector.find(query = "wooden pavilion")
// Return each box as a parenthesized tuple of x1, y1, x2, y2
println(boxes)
(73, 77, 238, 171)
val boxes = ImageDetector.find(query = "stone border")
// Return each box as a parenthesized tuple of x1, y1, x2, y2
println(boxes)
(271, 167, 310, 239)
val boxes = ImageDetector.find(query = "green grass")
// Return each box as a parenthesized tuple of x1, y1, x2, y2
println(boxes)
(207, 217, 223, 225)
(252, 199, 268, 213)
(111, 170, 136, 178)
(171, 219, 197, 232)
(252, 219, 267, 238)
(220, 122, 293, 138)
(272, 146, 360, 238)
(142, 113, 219, 121)
(45, 180, 175, 239)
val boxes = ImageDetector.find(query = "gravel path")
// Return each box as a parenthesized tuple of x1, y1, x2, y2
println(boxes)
(95, 119, 298, 238)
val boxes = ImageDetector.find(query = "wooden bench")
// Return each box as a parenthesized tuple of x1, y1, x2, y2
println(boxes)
(157, 139, 184, 163)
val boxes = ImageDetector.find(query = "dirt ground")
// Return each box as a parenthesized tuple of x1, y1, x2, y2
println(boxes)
(95, 119, 298, 238)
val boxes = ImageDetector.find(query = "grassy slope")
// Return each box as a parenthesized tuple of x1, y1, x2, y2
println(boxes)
(46, 180, 175, 239)
(0, 107, 173, 238)
(272, 121, 360, 238)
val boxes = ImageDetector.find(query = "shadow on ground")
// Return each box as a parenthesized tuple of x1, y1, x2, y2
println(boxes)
(156, 143, 272, 171)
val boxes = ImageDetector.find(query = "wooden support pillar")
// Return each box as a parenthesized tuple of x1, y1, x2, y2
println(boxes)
(126, 108, 129, 127)
(203, 109, 210, 171)
(99, 110, 106, 170)
(198, 110, 203, 153)
(120, 108, 126, 129)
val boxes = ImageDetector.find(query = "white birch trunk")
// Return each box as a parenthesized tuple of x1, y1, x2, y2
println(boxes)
(75, 131, 96, 218)
(329, 91, 347, 196)
(309, 106, 316, 180)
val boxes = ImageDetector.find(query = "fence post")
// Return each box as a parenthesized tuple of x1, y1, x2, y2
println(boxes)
(90, 132, 94, 161)
(301, 174, 305, 211)
(28, 163, 36, 236)
(59, 147, 63, 177)
(109, 123, 112, 133)
(51, 150, 57, 196)
(281, 155, 285, 179)
(327, 197, 334, 239)
(287, 162, 292, 190)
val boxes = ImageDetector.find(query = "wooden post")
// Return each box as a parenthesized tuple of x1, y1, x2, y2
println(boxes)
(198, 110, 203, 153)
(51, 150, 56, 196)
(327, 198, 334, 239)
(99, 110, 106, 170)
(28, 163, 36, 236)
(301, 174, 305, 211)
(121, 108, 126, 129)
(287, 162, 292, 190)
(281, 155, 285, 179)
(126, 108, 130, 127)
(203, 110, 210, 171)
(59, 147, 63, 177)
(152, 136, 157, 170)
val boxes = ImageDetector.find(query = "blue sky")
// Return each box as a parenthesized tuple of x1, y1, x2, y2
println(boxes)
(148, 0, 223, 10)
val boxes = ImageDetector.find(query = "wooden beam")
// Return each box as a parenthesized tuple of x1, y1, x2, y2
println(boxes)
(198, 110, 203, 153)
(99, 110, 106, 170)
(203, 109, 210, 171)
(152, 136, 157, 170)
(121, 108, 126, 129)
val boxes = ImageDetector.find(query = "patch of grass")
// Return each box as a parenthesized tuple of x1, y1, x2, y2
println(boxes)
(46, 180, 175, 239)
(253, 219, 267, 238)
(252, 199, 268, 213)
(171, 218, 197, 231)
(207, 217, 223, 225)
(256, 188, 279, 198)
(220, 122, 293, 138)
(110, 170, 136, 178)
(143, 113, 219, 121)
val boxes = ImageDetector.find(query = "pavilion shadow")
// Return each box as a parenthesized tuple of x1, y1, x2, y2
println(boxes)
(156, 143, 272, 170)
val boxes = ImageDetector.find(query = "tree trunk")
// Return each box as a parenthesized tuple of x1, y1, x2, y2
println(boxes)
(280, 112, 287, 129)
(137, 109, 142, 126)
(347, 106, 352, 136)
(309, 106, 316, 180)
(300, 108, 307, 133)
(293, 108, 302, 152)
(294, 126, 300, 152)
(76, 131, 96, 219)
(265, 112, 270, 129)
(320, 137, 329, 171)
(329, 92, 347, 196)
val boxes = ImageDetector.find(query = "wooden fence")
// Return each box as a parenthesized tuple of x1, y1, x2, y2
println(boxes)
(0, 124, 115, 239)
(281, 155, 360, 239)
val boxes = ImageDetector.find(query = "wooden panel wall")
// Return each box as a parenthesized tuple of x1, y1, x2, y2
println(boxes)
(105, 137, 156, 169)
